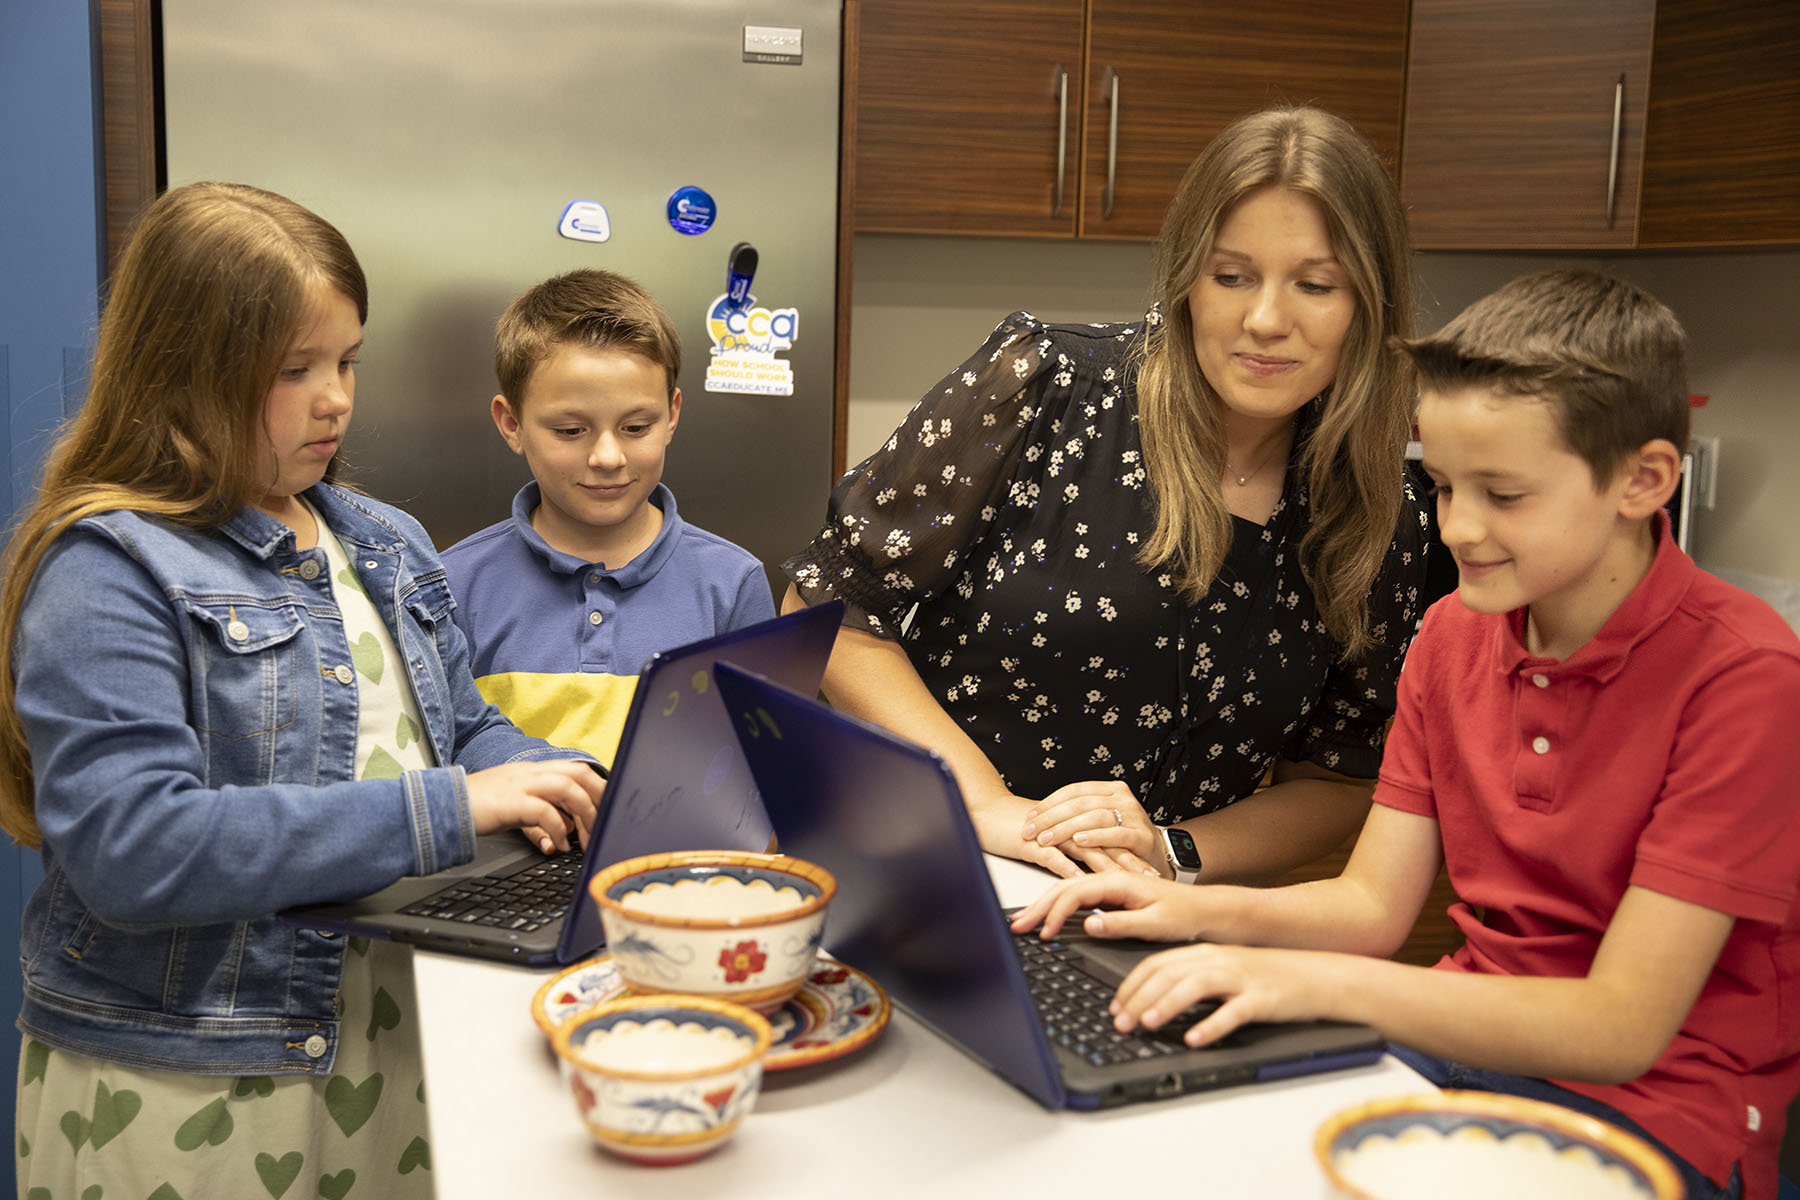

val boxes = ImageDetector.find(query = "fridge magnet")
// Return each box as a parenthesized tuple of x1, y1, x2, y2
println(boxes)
(703, 292, 798, 396)
(667, 186, 718, 236)
(557, 200, 612, 243)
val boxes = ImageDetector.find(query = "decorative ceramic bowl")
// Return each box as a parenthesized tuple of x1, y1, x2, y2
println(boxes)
(1315, 1090, 1684, 1200)
(588, 850, 836, 1013)
(552, 995, 773, 1166)
(532, 954, 894, 1070)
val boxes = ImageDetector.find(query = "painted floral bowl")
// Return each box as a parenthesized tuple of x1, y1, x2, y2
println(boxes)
(588, 850, 836, 1013)
(552, 994, 773, 1166)
(1315, 1090, 1684, 1200)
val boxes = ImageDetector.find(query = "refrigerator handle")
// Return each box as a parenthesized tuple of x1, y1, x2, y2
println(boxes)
(1053, 66, 1069, 217)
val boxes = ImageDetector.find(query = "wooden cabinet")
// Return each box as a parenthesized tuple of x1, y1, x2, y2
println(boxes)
(852, 0, 1410, 240)
(1403, 0, 1800, 250)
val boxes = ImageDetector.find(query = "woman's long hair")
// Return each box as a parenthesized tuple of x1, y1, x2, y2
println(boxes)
(1135, 107, 1416, 659)
(0, 182, 368, 847)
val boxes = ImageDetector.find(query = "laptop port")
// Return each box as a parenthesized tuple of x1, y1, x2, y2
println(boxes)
(1153, 1072, 1183, 1098)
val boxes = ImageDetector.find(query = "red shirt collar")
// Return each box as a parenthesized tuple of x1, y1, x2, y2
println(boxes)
(1490, 510, 1695, 682)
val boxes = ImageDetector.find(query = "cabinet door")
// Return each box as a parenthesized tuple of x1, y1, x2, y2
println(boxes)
(1403, 0, 1657, 250)
(854, 0, 1085, 236)
(1638, 0, 1800, 247)
(1080, 0, 1409, 240)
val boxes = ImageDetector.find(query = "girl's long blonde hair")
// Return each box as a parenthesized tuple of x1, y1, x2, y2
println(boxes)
(1135, 106, 1416, 659)
(0, 182, 367, 847)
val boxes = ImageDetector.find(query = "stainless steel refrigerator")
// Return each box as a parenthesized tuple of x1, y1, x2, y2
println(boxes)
(159, 0, 840, 584)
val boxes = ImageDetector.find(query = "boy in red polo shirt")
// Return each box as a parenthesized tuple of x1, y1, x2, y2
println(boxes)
(1013, 269, 1800, 1199)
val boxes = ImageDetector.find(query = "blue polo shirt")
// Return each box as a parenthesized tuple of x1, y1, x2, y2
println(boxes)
(441, 482, 775, 766)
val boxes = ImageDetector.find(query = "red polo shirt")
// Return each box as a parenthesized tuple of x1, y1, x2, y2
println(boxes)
(1375, 516, 1800, 1198)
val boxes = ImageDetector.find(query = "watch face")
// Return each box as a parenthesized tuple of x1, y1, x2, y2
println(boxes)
(1166, 827, 1202, 870)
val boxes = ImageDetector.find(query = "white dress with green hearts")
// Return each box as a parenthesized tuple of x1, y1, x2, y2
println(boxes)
(16, 510, 438, 1200)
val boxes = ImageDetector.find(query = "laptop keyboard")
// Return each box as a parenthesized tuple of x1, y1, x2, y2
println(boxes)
(1013, 932, 1226, 1067)
(397, 849, 584, 932)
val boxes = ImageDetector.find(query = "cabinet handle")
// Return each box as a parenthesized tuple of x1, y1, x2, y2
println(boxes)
(1103, 67, 1120, 219)
(1606, 73, 1624, 228)
(1054, 66, 1069, 217)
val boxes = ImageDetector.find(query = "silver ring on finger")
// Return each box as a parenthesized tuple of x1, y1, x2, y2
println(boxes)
(1111, 807, 1123, 827)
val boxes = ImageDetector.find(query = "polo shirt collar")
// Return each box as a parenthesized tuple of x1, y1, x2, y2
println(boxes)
(1490, 510, 1694, 683)
(505, 480, 685, 588)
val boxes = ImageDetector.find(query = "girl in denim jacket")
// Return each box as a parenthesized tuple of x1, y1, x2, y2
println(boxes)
(0, 183, 606, 1198)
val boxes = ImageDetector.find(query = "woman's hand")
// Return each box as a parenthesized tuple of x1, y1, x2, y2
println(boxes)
(466, 760, 605, 854)
(966, 789, 1140, 879)
(1020, 781, 1163, 877)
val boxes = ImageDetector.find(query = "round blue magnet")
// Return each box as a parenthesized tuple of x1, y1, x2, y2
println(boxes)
(666, 185, 717, 236)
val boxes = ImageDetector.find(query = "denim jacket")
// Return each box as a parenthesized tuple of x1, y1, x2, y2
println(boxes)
(14, 485, 591, 1075)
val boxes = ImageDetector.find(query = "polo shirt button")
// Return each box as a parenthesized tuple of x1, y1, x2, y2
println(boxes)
(589, 611, 603, 626)
(588, 572, 602, 584)
(334, 664, 355, 685)
(302, 1034, 328, 1058)
(1531, 736, 1550, 755)
(299, 559, 321, 580)
(1531, 674, 1549, 688)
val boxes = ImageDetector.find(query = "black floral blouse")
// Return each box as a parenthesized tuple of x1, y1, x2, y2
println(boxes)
(784, 312, 1428, 824)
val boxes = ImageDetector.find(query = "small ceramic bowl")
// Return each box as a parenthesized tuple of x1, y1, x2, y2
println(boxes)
(552, 995, 773, 1166)
(589, 850, 835, 1013)
(1315, 1090, 1684, 1200)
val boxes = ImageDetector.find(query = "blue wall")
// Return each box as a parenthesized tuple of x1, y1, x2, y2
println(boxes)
(0, 0, 106, 1166)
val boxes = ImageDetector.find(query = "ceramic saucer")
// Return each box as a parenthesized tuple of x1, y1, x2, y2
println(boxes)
(532, 954, 891, 1071)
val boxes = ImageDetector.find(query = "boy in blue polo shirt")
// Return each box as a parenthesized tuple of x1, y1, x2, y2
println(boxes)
(443, 269, 775, 772)
(1012, 270, 1800, 1199)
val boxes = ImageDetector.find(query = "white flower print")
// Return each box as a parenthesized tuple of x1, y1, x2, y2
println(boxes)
(1064, 593, 1082, 613)
(1075, 545, 1089, 559)
(883, 529, 912, 559)
(940, 464, 956, 484)
(1097, 597, 1116, 621)
(1034, 611, 1048, 624)
(1063, 483, 1080, 502)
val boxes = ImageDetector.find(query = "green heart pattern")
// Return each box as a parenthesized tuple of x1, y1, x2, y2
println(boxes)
(324, 1073, 383, 1139)
(318, 1168, 357, 1200)
(365, 987, 401, 1042)
(254, 1150, 303, 1198)
(360, 746, 404, 781)
(173, 1097, 233, 1151)
(335, 564, 367, 597)
(349, 632, 384, 685)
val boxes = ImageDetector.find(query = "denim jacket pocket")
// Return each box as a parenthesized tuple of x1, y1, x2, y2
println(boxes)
(178, 597, 305, 743)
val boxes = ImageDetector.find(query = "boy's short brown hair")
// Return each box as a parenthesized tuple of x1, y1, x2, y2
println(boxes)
(1397, 268, 1689, 485)
(494, 268, 681, 406)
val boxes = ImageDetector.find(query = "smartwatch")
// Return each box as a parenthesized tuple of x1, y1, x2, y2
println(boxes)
(1158, 826, 1202, 884)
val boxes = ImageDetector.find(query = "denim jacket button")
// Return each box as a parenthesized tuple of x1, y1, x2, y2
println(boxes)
(333, 664, 355, 685)
(303, 1034, 328, 1058)
(226, 620, 249, 642)
(298, 559, 321, 581)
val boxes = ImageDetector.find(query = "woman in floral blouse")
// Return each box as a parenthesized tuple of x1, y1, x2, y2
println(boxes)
(784, 107, 1427, 884)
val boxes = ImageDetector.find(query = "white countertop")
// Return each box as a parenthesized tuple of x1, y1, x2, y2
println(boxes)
(415, 856, 1434, 1198)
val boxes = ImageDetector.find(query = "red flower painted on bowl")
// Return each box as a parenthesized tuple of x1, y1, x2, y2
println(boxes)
(719, 940, 767, 983)
(811, 966, 849, 987)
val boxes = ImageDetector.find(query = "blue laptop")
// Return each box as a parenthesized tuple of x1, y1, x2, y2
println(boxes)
(282, 601, 842, 965)
(712, 661, 1385, 1109)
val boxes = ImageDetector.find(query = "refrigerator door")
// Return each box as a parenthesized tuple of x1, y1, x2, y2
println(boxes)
(160, 0, 840, 581)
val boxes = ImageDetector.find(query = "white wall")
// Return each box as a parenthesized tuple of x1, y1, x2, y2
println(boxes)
(846, 235, 1800, 610)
